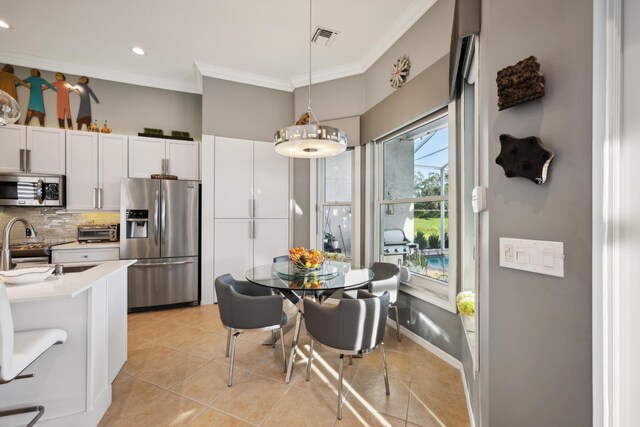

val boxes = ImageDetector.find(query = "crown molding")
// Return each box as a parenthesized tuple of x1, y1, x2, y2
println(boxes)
(0, 50, 202, 94)
(196, 61, 294, 92)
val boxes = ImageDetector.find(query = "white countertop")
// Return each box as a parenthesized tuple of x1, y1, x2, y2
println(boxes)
(6, 260, 136, 304)
(52, 241, 121, 250)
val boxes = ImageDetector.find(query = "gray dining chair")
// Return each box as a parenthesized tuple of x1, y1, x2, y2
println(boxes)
(273, 255, 290, 263)
(304, 290, 391, 420)
(215, 274, 288, 386)
(369, 262, 402, 341)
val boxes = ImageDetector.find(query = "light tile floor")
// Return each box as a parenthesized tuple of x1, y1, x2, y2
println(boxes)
(99, 302, 470, 426)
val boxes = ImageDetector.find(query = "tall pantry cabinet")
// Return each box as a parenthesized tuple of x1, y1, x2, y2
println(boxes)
(200, 135, 290, 304)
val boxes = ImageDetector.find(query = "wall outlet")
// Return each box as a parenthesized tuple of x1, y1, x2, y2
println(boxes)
(499, 237, 564, 277)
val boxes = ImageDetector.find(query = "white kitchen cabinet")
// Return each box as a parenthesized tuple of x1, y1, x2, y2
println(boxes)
(99, 134, 128, 210)
(205, 135, 290, 304)
(214, 219, 253, 280)
(253, 219, 290, 266)
(52, 246, 120, 263)
(66, 131, 127, 211)
(129, 136, 199, 180)
(254, 141, 290, 219)
(66, 131, 98, 210)
(166, 139, 200, 180)
(214, 138, 289, 219)
(0, 125, 65, 174)
(26, 127, 66, 174)
(214, 137, 254, 218)
(0, 125, 25, 173)
(106, 268, 127, 383)
(128, 136, 165, 178)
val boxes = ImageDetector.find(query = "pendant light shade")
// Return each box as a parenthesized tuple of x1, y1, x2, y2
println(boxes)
(0, 90, 20, 126)
(273, 0, 347, 158)
(274, 124, 347, 158)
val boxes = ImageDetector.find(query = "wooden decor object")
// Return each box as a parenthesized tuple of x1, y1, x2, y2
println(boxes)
(496, 56, 545, 110)
(495, 134, 554, 185)
(295, 112, 310, 125)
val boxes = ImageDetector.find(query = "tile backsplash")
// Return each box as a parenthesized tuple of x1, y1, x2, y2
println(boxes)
(0, 208, 119, 246)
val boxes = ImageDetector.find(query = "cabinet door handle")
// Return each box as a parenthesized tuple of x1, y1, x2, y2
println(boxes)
(26, 149, 31, 172)
(98, 188, 103, 209)
(19, 149, 25, 171)
(253, 220, 256, 239)
(165, 158, 170, 174)
(249, 221, 253, 239)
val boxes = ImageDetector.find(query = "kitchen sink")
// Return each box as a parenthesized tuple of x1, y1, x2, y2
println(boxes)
(62, 265, 98, 274)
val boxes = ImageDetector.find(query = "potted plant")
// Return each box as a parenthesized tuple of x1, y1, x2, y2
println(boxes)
(456, 291, 475, 332)
(324, 232, 338, 249)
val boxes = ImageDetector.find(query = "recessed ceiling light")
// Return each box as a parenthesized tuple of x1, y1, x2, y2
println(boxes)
(131, 46, 146, 56)
(0, 20, 12, 30)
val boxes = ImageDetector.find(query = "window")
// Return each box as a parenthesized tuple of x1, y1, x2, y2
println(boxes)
(374, 114, 457, 311)
(315, 148, 360, 262)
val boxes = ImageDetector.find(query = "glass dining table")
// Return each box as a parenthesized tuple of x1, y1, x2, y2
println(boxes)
(245, 260, 374, 383)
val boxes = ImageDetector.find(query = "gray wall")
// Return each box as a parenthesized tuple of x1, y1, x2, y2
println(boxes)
(9, 65, 202, 139)
(361, 55, 449, 144)
(202, 77, 293, 142)
(294, 74, 365, 121)
(364, 0, 454, 111)
(479, 0, 593, 425)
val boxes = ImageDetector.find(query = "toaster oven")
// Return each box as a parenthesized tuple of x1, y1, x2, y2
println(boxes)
(77, 224, 119, 243)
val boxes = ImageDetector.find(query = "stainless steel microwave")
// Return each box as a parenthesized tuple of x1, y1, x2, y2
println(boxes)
(0, 174, 65, 207)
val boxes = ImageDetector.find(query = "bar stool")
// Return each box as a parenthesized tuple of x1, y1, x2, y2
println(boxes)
(0, 282, 67, 427)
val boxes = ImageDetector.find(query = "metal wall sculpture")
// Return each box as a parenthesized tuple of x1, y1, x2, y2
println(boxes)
(495, 134, 554, 185)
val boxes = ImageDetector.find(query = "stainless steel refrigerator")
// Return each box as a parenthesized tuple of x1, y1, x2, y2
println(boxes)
(120, 178, 200, 310)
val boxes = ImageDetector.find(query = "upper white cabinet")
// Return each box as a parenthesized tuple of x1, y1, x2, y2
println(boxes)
(26, 127, 66, 175)
(66, 131, 127, 211)
(214, 137, 254, 218)
(129, 136, 199, 180)
(214, 138, 289, 219)
(0, 125, 64, 174)
(254, 141, 289, 219)
(99, 134, 128, 210)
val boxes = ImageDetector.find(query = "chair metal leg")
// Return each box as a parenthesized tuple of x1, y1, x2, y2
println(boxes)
(280, 328, 287, 373)
(285, 311, 303, 383)
(0, 405, 45, 427)
(271, 330, 277, 348)
(306, 340, 314, 381)
(225, 329, 232, 357)
(349, 355, 353, 365)
(337, 354, 344, 420)
(380, 342, 390, 395)
(228, 332, 239, 387)
(392, 304, 402, 341)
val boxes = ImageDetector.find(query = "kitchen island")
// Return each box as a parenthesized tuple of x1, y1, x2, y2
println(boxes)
(0, 260, 135, 427)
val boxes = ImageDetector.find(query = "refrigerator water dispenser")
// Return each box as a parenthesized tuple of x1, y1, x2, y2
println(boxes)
(126, 209, 149, 239)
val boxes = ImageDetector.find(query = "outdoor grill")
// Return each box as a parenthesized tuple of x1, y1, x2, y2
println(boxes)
(383, 229, 418, 260)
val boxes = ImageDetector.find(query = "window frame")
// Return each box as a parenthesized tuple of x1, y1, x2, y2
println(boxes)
(311, 146, 361, 264)
(373, 108, 458, 313)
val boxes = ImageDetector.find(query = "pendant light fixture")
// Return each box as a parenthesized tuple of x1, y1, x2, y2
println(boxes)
(0, 90, 20, 126)
(273, 0, 347, 158)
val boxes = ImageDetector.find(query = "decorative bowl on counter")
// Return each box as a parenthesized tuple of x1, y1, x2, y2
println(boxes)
(0, 266, 55, 285)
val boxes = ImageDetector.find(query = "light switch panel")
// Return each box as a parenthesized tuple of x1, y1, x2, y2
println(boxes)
(499, 237, 564, 277)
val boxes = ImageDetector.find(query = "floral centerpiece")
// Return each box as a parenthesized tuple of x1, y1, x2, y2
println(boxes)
(456, 291, 475, 332)
(289, 247, 324, 271)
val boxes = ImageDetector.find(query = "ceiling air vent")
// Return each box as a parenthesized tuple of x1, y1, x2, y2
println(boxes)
(311, 26, 339, 47)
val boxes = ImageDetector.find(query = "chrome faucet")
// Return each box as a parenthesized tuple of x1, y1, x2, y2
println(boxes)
(1, 217, 37, 271)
